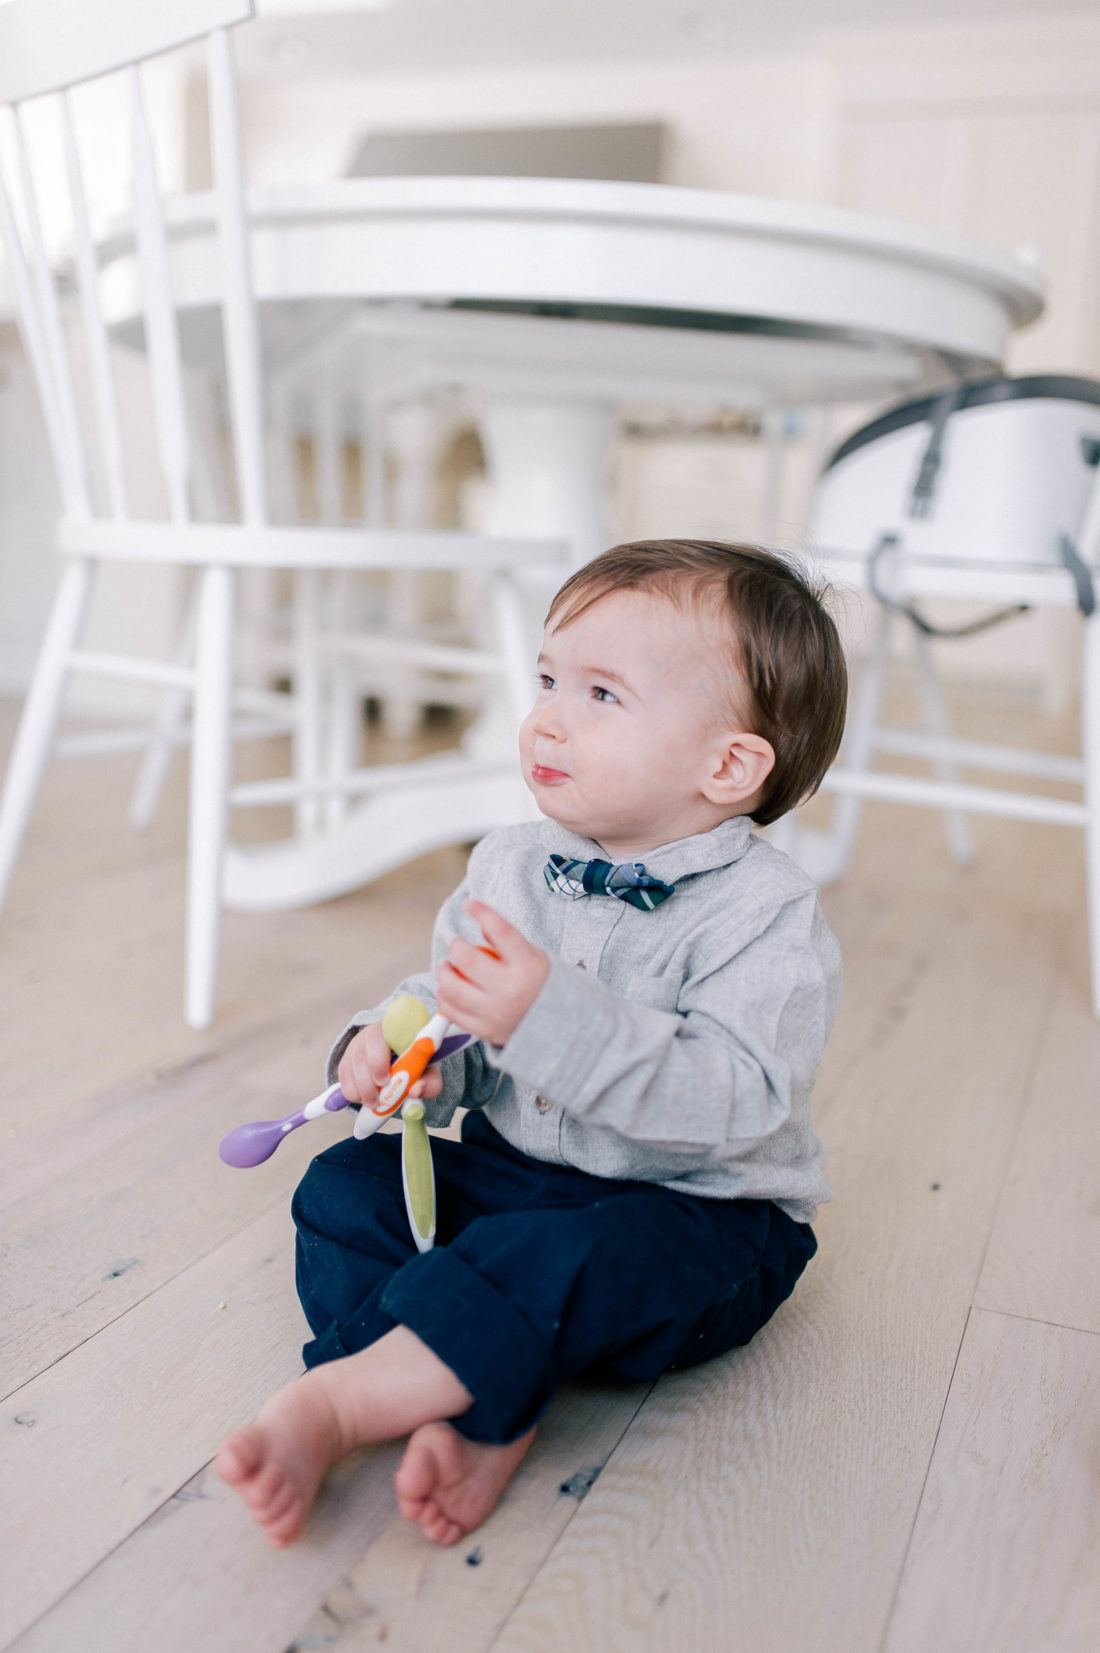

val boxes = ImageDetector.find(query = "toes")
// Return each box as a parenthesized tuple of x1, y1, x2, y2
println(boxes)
(237, 1459, 284, 1515)
(248, 1474, 305, 1546)
(265, 1503, 305, 1548)
(395, 1488, 427, 1523)
(418, 1502, 464, 1546)
(397, 1422, 523, 1547)
(397, 1484, 466, 1545)
(214, 1426, 265, 1487)
(260, 1479, 297, 1527)
(394, 1438, 438, 1506)
(215, 1429, 306, 1545)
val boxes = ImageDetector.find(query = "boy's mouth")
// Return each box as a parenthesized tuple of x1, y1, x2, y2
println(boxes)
(531, 764, 569, 784)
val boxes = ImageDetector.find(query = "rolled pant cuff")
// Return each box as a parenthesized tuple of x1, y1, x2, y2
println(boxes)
(302, 1318, 359, 1368)
(380, 1245, 553, 1444)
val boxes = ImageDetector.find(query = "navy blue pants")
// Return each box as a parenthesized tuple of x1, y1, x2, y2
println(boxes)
(292, 1111, 816, 1444)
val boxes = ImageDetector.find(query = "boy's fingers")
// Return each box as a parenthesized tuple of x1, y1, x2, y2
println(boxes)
(337, 1052, 366, 1102)
(435, 990, 468, 1028)
(409, 1063, 443, 1098)
(359, 1031, 389, 1084)
(338, 1023, 391, 1101)
(369, 1024, 408, 1085)
(443, 946, 493, 992)
(439, 959, 486, 1006)
(464, 899, 521, 954)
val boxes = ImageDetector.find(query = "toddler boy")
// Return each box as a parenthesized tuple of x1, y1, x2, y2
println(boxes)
(217, 538, 847, 1548)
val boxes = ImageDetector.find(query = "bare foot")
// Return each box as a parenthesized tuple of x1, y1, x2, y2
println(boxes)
(215, 1374, 345, 1548)
(394, 1421, 536, 1545)
(216, 1328, 474, 1547)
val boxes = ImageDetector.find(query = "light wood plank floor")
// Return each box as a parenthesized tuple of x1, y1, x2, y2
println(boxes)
(1, 690, 1098, 1653)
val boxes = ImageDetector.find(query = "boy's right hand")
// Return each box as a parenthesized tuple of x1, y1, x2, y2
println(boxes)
(337, 1021, 443, 1108)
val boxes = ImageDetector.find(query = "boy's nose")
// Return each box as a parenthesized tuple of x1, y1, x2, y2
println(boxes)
(533, 704, 565, 740)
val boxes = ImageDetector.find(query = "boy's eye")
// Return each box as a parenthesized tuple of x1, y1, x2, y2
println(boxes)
(538, 673, 556, 691)
(592, 685, 619, 704)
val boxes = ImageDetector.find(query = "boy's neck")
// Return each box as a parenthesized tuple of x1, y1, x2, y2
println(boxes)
(595, 812, 746, 863)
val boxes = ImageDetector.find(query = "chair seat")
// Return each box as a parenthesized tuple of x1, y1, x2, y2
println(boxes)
(797, 373, 1100, 1017)
(813, 546, 1093, 609)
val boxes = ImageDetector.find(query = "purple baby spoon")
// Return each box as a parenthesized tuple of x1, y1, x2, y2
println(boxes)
(218, 1032, 475, 1169)
(218, 1083, 350, 1168)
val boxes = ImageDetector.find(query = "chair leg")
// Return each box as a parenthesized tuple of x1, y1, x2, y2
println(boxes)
(490, 566, 537, 731)
(454, 567, 535, 767)
(813, 602, 892, 883)
(381, 399, 440, 740)
(129, 573, 199, 831)
(378, 569, 428, 741)
(0, 557, 93, 911)
(912, 627, 976, 867)
(323, 574, 360, 830)
(185, 565, 235, 1030)
(1082, 609, 1100, 1019)
(293, 569, 324, 839)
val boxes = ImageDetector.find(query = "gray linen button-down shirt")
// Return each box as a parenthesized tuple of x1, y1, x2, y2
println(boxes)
(329, 814, 840, 1222)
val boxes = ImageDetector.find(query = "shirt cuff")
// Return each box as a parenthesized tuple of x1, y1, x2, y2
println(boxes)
(325, 1001, 468, 1126)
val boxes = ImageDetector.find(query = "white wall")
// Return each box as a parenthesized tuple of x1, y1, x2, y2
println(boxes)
(239, 51, 833, 201)
(829, 13, 1100, 375)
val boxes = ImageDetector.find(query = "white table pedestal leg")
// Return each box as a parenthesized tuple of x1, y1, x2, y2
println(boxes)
(382, 398, 442, 740)
(465, 398, 616, 762)
(477, 398, 616, 571)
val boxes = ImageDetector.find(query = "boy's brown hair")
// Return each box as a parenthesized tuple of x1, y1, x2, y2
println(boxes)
(546, 539, 847, 827)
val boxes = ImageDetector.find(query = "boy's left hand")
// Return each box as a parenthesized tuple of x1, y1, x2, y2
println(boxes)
(438, 899, 549, 1047)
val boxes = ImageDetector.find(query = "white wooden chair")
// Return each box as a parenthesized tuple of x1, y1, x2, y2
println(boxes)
(0, 0, 566, 1027)
(794, 374, 1100, 1015)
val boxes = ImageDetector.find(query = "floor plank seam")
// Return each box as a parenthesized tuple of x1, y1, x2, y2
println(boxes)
(964, 937, 1067, 1320)
(876, 1303, 977, 1653)
(3, 955, 393, 1144)
(968, 1304, 1100, 1341)
(1, 1186, 297, 1404)
(484, 1380, 659, 1651)
(0, 1466, 220, 1653)
(874, 895, 1074, 1653)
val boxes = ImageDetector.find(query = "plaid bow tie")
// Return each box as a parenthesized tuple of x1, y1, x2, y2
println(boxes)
(544, 854, 675, 910)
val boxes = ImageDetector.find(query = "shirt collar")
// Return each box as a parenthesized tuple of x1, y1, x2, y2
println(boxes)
(537, 814, 754, 884)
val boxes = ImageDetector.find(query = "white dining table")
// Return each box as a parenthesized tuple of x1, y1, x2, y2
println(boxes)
(94, 176, 1043, 911)
(99, 175, 1043, 562)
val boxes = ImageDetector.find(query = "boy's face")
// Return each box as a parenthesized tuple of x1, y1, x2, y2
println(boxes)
(519, 587, 772, 860)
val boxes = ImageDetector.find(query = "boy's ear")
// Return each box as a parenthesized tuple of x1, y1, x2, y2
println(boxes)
(703, 731, 776, 809)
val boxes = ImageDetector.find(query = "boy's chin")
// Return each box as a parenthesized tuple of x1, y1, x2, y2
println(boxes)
(527, 792, 595, 841)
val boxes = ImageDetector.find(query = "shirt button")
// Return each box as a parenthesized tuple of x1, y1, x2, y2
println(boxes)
(535, 1095, 553, 1114)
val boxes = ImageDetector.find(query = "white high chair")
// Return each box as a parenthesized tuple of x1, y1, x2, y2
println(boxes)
(798, 374, 1100, 1016)
(0, 0, 566, 1028)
